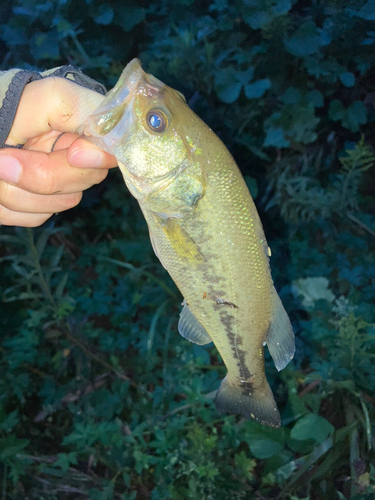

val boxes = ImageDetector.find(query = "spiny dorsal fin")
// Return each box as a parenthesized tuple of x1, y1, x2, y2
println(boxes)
(266, 287, 295, 371)
(178, 300, 212, 345)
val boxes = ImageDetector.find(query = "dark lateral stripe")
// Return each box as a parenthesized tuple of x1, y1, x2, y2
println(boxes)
(218, 309, 251, 381)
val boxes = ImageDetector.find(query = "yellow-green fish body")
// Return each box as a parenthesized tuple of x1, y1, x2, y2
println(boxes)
(81, 59, 294, 427)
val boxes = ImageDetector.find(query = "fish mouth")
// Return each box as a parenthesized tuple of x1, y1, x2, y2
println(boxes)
(79, 58, 165, 154)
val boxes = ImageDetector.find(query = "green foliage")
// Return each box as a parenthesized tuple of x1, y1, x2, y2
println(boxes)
(265, 137, 375, 223)
(1, 0, 375, 499)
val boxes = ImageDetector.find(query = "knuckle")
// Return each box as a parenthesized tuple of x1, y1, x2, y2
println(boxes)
(33, 157, 60, 195)
(0, 182, 12, 209)
(61, 192, 82, 210)
(0, 203, 10, 224)
(93, 169, 109, 185)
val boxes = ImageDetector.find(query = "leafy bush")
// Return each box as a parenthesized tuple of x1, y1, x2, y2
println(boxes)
(0, 1, 374, 499)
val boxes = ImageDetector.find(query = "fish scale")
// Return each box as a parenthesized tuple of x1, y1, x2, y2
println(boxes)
(81, 58, 295, 427)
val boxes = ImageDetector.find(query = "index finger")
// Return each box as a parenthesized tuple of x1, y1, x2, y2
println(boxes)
(0, 147, 108, 195)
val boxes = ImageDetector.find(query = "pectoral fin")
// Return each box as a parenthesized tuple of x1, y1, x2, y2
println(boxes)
(266, 287, 295, 371)
(178, 300, 212, 345)
(158, 217, 204, 264)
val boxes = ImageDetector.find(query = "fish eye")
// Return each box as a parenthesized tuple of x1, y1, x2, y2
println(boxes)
(146, 109, 168, 132)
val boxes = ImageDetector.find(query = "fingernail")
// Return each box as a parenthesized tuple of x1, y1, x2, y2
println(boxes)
(0, 155, 22, 183)
(69, 148, 104, 168)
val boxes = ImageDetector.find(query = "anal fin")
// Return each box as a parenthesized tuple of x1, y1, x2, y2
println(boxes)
(178, 300, 212, 345)
(266, 287, 295, 371)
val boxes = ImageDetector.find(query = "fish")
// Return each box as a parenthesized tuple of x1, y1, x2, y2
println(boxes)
(80, 59, 295, 427)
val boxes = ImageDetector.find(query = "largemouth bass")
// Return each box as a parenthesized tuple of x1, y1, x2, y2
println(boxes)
(81, 59, 294, 427)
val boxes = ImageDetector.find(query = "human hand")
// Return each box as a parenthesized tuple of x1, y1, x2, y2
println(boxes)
(0, 76, 117, 227)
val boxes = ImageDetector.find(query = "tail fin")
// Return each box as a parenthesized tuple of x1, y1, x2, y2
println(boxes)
(214, 376, 281, 427)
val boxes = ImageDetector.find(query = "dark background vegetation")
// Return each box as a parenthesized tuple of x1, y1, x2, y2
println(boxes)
(0, 0, 375, 499)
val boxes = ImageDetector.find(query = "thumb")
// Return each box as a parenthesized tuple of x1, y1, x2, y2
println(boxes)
(7, 76, 105, 146)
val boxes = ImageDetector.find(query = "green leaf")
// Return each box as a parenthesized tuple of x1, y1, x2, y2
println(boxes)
(244, 11, 271, 30)
(234, 451, 256, 480)
(245, 176, 259, 199)
(235, 67, 255, 85)
(328, 99, 345, 121)
(290, 414, 334, 444)
(54, 452, 78, 473)
(0, 409, 19, 432)
(273, 460, 297, 481)
(284, 21, 329, 57)
(281, 87, 301, 105)
(249, 438, 283, 458)
(88, 483, 115, 500)
(263, 126, 290, 148)
(243, 0, 291, 29)
(339, 71, 355, 87)
(35, 230, 50, 258)
(55, 272, 69, 298)
(306, 90, 324, 108)
(217, 82, 242, 103)
(292, 277, 335, 310)
(286, 437, 333, 487)
(133, 449, 151, 474)
(94, 5, 114, 25)
(0, 435, 29, 461)
(193, 344, 211, 365)
(30, 31, 60, 60)
(342, 101, 367, 132)
(329, 100, 367, 132)
(0, 25, 27, 46)
(115, 5, 145, 31)
(244, 78, 271, 98)
(272, 0, 292, 15)
(121, 491, 137, 500)
(51, 244, 64, 268)
(355, 1, 375, 21)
